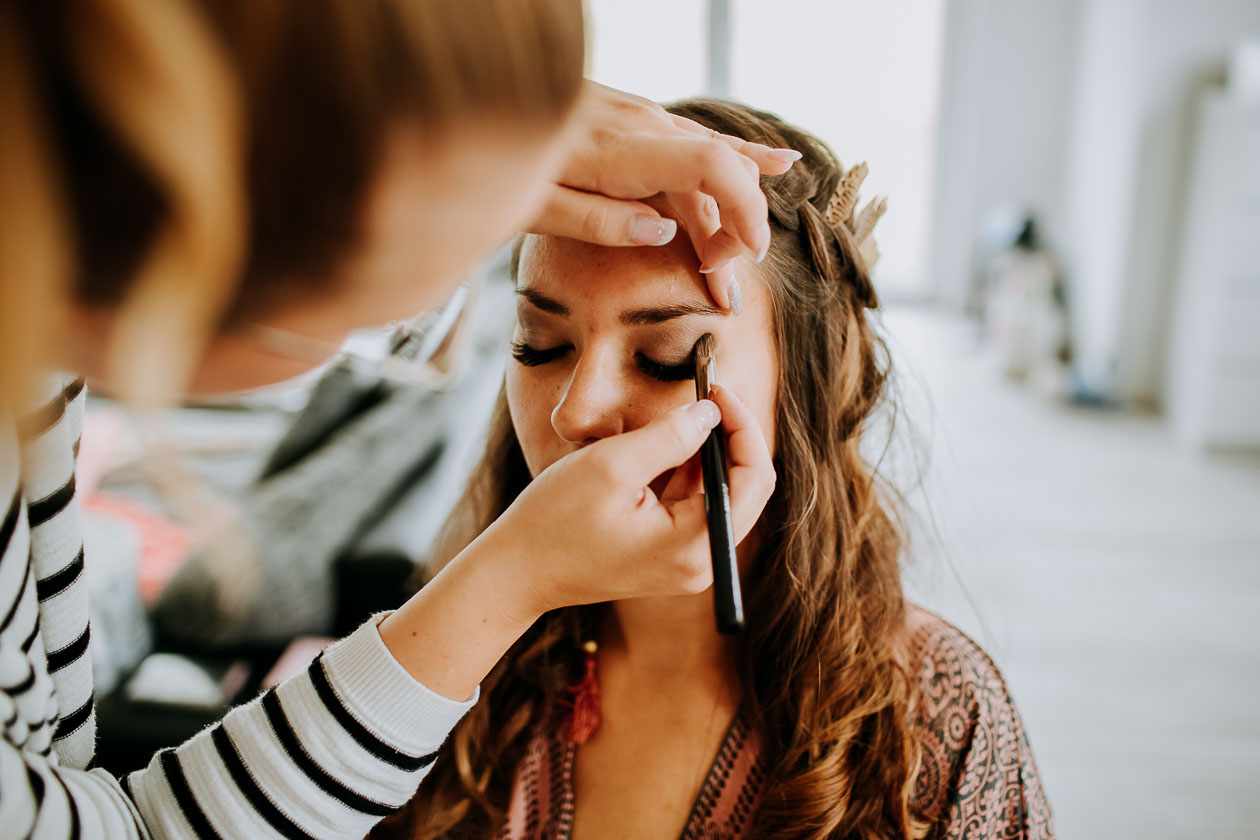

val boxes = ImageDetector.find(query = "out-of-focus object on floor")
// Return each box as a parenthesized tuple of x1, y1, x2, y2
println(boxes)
(978, 212, 1072, 398)
(1166, 81, 1260, 450)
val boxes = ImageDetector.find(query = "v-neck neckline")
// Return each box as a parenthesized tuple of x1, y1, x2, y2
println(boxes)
(557, 706, 747, 840)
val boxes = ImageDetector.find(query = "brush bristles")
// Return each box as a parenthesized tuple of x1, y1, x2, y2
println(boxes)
(693, 333, 715, 363)
(693, 333, 716, 400)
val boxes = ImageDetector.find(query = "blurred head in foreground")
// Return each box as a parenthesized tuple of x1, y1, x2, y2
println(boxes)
(0, 0, 584, 404)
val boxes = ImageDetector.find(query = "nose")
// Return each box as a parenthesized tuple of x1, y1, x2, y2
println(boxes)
(550, 351, 628, 445)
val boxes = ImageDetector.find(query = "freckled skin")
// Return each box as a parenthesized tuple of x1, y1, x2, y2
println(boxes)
(507, 232, 779, 481)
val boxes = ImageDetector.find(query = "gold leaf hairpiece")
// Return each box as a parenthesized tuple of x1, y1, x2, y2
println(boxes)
(851, 195, 887, 244)
(825, 161, 867, 227)
(825, 161, 886, 271)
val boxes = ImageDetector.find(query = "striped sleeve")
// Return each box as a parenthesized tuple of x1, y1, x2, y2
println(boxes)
(20, 376, 95, 770)
(126, 616, 476, 839)
(4, 615, 475, 839)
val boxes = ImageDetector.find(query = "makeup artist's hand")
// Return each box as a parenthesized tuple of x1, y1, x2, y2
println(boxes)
(379, 385, 775, 701)
(493, 383, 775, 612)
(527, 81, 800, 312)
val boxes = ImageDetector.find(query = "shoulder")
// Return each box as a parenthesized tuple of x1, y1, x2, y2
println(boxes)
(904, 605, 1054, 840)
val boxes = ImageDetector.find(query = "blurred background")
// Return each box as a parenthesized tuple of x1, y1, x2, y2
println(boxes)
(81, 2, 1259, 838)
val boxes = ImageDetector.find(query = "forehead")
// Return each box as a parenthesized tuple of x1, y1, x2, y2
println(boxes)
(516, 233, 711, 308)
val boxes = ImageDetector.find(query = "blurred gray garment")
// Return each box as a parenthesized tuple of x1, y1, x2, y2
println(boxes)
(152, 374, 445, 646)
(82, 512, 153, 694)
(153, 266, 513, 648)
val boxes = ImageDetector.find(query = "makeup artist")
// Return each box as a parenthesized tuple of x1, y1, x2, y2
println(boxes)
(0, 1, 783, 837)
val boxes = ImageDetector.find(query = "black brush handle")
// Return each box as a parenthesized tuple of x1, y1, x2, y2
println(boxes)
(701, 422, 744, 634)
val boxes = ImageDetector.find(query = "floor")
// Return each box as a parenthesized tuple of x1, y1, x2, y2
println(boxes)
(882, 306, 1260, 839)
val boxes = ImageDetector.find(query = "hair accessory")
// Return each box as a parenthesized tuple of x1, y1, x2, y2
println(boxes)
(824, 161, 887, 271)
(825, 161, 867, 226)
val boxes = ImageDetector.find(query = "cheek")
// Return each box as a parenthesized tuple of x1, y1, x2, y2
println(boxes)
(505, 366, 566, 478)
(715, 292, 780, 459)
(720, 359, 778, 460)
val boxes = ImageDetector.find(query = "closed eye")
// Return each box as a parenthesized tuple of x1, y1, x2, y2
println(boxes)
(512, 343, 693, 382)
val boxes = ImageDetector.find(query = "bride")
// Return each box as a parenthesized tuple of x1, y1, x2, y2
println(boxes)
(377, 99, 1052, 840)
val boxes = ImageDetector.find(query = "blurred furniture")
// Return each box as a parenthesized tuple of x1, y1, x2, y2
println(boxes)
(1167, 91, 1260, 449)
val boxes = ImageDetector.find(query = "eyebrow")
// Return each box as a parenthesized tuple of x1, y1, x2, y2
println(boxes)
(517, 287, 570, 316)
(517, 287, 721, 326)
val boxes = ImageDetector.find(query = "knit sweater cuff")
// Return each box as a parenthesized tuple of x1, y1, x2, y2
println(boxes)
(319, 612, 480, 758)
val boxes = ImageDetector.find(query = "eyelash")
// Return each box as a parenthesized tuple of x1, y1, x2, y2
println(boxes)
(634, 355, 695, 382)
(510, 343, 694, 383)
(510, 342, 568, 367)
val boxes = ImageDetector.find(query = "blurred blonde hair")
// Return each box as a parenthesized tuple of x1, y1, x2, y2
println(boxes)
(0, 0, 585, 411)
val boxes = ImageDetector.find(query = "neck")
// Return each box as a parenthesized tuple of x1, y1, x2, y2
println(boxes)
(603, 591, 734, 676)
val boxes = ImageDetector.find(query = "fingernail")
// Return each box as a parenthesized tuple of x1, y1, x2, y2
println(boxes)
(728, 277, 743, 316)
(628, 215, 677, 246)
(754, 227, 771, 263)
(698, 258, 732, 275)
(684, 399, 720, 431)
(767, 148, 803, 163)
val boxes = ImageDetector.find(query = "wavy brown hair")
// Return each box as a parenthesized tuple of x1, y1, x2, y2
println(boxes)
(378, 99, 926, 840)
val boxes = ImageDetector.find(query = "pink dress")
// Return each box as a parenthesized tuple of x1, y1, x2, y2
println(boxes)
(496, 607, 1053, 840)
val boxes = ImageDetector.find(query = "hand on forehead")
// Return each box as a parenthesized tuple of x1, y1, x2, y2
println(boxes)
(520, 194, 720, 310)
(512, 217, 778, 461)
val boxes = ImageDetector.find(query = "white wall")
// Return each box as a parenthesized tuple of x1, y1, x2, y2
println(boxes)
(1063, 0, 1260, 402)
(588, 0, 947, 300)
(729, 0, 946, 298)
(932, 0, 1260, 404)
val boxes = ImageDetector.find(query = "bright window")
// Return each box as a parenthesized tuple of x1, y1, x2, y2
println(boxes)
(587, 0, 945, 298)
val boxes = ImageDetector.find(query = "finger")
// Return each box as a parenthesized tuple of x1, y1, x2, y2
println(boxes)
(658, 452, 702, 504)
(526, 185, 678, 246)
(707, 384, 776, 542)
(582, 135, 770, 262)
(701, 261, 737, 313)
(597, 399, 721, 489)
(696, 227, 745, 273)
(666, 190, 734, 310)
(649, 493, 714, 594)
(668, 113, 801, 174)
(695, 227, 746, 313)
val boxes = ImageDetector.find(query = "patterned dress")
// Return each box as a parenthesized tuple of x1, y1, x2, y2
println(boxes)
(496, 607, 1053, 839)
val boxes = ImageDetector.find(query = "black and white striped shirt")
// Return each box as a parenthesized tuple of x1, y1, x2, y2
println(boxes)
(1, 375, 475, 838)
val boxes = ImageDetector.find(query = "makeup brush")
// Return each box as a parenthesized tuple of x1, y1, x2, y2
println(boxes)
(693, 333, 744, 634)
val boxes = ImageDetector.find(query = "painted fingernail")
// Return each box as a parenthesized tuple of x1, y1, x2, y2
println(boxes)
(728, 277, 743, 316)
(754, 228, 771, 263)
(684, 399, 721, 431)
(628, 215, 677, 246)
(698, 258, 732, 275)
(766, 148, 803, 163)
